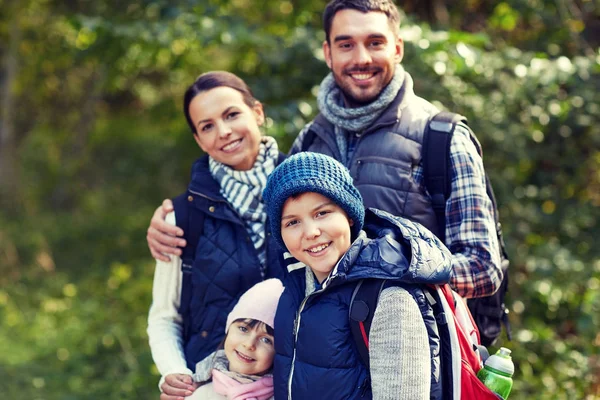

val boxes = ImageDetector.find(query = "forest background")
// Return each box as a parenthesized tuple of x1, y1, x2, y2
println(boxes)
(0, 0, 598, 399)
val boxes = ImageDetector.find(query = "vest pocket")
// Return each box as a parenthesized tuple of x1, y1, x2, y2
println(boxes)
(353, 156, 412, 187)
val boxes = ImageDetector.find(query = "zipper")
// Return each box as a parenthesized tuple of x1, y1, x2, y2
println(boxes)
(188, 189, 225, 204)
(286, 260, 351, 398)
(287, 285, 327, 399)
(360, 376, 371, 397)
(354, 155, 412, 181)
(285, 239, 364, 398)
(354, 156, 411, 170)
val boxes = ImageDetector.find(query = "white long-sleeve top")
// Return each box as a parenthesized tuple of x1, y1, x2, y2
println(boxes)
(147, 211, 193, 384)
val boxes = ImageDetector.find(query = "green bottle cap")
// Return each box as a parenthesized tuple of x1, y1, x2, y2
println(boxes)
(485, 347, 514, 376)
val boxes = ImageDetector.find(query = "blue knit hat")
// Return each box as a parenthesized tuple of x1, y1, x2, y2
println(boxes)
(263, 152, 364, 250)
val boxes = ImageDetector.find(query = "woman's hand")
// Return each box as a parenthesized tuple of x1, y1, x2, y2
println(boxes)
(147, 199, 187, 262)
(160, 373, 198, 400)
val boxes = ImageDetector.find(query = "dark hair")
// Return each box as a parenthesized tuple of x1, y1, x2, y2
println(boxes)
(323, 0, 401, 43)
(183, 71, 259, 134)
(230, 318, 275, 336)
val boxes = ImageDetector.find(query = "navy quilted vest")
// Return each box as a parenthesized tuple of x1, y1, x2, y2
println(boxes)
(274, 279, 371, 399)
(177, 155, 287, 369)
(273, 209, 453, 399)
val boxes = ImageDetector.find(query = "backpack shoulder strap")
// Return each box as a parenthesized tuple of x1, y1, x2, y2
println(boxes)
(424, 113, 513, 345)
(423, 111, 467, 242)
(172, 192, 205, 335)
(349, 279, 388, 370)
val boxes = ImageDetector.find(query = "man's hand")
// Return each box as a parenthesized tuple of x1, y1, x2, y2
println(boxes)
(160, 373, 198, 400)
(147, 199, 187, 262)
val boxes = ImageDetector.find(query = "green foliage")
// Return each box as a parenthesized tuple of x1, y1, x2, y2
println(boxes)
(1, 0, 599, 399)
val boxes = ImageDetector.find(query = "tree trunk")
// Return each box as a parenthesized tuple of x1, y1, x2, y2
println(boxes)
(0, 8, 20, 205)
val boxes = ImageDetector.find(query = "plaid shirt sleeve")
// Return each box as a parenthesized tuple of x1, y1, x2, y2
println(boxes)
(413, 124, 503, 298)
(444, 124, 503, 298)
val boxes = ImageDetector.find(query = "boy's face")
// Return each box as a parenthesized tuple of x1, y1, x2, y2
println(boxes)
(224, 320, 275, 375)
(281, 192, 353, 283)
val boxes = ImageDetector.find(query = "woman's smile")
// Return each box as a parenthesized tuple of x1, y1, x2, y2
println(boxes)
(189, 86, 264, 171)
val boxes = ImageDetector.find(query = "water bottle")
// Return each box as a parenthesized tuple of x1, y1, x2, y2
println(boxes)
(477, 347, 514, 399)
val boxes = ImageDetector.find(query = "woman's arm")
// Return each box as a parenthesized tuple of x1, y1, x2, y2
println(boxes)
(147, 211, 193, 381)
(369, 286, 430, 400)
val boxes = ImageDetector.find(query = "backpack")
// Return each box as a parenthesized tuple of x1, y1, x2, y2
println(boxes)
(171, 192, 205, 342)
(349, 279, 498, 400)
(423, 111, 512, 347)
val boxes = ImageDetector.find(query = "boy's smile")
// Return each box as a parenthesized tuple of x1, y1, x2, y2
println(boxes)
(281, 192, 354, 283)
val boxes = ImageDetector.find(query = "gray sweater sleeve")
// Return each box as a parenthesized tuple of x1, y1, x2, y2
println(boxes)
(369, 286, 431, 400)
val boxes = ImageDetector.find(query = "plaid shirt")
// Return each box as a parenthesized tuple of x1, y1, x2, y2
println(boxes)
(412, 123, 502, 298)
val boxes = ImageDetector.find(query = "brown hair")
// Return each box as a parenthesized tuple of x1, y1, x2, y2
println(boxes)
(183, 71, 259, 134)
(323, 0, 401, 43)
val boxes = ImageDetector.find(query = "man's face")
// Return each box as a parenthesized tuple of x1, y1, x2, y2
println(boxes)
(323, 9, 403, 106)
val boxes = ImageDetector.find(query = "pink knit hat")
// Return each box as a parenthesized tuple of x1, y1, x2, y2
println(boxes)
(225, 278, 284, 333)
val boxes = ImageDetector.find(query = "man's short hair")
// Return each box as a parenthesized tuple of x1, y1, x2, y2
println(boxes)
(323, 0, 401, 43)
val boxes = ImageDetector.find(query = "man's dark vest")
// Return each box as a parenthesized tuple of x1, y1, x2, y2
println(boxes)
(297, 83, 443, 237)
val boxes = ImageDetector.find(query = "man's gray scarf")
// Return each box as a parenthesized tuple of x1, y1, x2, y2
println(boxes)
(209, 136, 279, 275)
(317, 65, 405, 164)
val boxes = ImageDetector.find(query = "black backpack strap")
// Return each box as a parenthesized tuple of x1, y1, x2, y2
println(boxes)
(424, 112, 513, 345)
(423, 111, 466, 242)
(172, 192, 204, 340)
(349, 279, 388, 370)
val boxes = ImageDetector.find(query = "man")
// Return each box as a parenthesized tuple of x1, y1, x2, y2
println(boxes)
(147, 0, 502, 299)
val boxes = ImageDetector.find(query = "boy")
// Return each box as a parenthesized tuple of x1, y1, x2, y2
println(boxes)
(263, 152, 452, 399)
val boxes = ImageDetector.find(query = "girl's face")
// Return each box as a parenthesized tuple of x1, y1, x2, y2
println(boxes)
(189, 86, 264, 171)
(280, 192, 353, 283)
(224, 320, 275, 375)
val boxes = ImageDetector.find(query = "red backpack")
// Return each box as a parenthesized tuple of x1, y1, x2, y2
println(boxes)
(349, 280, 498, 399)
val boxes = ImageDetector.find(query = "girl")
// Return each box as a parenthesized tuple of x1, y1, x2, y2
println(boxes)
(187, 279, 283, 400)
(262, 152, 453, 399)
(147, 71, 286, 400)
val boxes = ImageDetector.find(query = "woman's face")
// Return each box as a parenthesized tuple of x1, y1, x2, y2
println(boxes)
(224, 320, 275, 375)
(189, 86, 264, 171)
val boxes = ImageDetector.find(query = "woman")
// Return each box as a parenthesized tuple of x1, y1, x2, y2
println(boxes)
(147, 71, 286, 400)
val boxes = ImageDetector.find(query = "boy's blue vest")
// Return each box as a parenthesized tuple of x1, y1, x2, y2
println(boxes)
(273, 209, 452, 399)
(173, 154, 286, 369)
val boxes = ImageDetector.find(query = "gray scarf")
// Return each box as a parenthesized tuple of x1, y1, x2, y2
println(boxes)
(317, 65, 405, 164)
